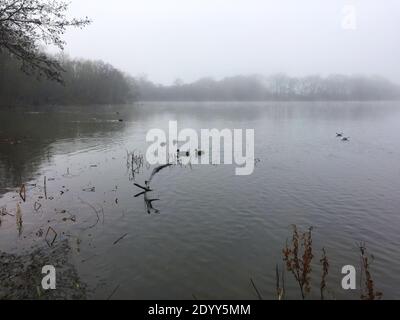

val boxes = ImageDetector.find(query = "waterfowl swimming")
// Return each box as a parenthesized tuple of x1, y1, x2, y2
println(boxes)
(342, 137, 350, 141)
(176, 149, 190, 157)
(336, 132, 343, 137)
(195, 149, 204, 156)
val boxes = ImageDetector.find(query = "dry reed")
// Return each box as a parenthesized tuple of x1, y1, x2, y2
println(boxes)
(320, 248, 329, 300)
(283, 225, 314, 299)
(359, 243, 382, 300)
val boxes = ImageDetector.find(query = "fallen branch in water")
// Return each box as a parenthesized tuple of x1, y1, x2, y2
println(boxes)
(78, 197, 100, 230)
(113, 233, 128, 245)
(134, 191, 146, 198)
(148, 164, 173, 184)
(107, 284, 120, 300)
(1, 207, 7, 216)
(101, 206, 105, 224)
(250, 278, 263, 300)
(134, 183, 152, 192)
(16, 204, 23, 236)
(19, 184, 26, 202)
(82, 187, 96, 192)
(34, 202, 42, 212)
(45, 226, 57, 247)
(276, 264, 285, 300)
(44, 176, 47, 199)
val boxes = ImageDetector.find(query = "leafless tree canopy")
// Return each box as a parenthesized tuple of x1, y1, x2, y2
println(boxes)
(0, 0, 90, 82)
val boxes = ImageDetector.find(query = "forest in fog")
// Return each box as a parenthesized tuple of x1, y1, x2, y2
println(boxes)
(1, 52, 400, 106)
(137, 74, 400, 102)
(1, 0, 400, 106)
(0, 52, 136, 106)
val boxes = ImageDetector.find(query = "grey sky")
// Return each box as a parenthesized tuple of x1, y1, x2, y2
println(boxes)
(63, 0, 400, 85)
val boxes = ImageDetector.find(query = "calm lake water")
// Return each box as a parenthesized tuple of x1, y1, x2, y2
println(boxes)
(1, 101, 400, 299)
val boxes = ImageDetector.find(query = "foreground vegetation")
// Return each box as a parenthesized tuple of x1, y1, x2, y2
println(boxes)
(257, 225, 383, 300)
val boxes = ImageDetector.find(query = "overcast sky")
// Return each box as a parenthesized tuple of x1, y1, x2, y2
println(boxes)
(63, 0, 400, 85)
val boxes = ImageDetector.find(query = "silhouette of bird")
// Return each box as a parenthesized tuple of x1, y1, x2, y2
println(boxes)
(342, 137, 350, 142)
(336, 132, 343, 137)
(195, 149, 204, 156)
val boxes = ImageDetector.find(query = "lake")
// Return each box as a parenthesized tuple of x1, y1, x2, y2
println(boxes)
(1, 101, 400, 299)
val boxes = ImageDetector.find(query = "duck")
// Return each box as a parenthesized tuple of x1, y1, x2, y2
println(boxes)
(195, 149, 204, 156)
(176, 149, 190, 157)
(336, 132, 343, 137)
(341, 137, 350, 142)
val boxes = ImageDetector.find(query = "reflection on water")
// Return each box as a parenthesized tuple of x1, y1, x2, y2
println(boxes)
(1, 101, 400, 299)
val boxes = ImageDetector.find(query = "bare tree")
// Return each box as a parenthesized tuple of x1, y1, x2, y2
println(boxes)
(0, 0, 90, 82)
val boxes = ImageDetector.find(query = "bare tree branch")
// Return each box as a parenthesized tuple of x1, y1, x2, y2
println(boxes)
(0, 0, 90, 82)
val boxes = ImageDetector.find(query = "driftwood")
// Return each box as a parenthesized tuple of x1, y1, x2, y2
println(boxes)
(134, 183, 152, 192)
(250, 278, 263, 300)
(78, 197, 100, 230)
(16, 204, 23, 236)
(133, 164, 172, 214)
(19, 184, 26, 202)
(107, 284, 121, 300)
(148, 164, 172, 184)
(44, 176, 47, 199)
(45, 226, 57, 247)
(113, 233, 128, 245)
(34, 202, 42, 212)
(144, 193, 160, 214)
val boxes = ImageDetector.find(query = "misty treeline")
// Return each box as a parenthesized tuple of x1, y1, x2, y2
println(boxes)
(136, 74, 400, 101)
(0, 52, 136, 106)
(1, 50, 399, 106)
(2, 59, 399, 106)
(1, 1, 400, 107)
(0, 0, 135, 106)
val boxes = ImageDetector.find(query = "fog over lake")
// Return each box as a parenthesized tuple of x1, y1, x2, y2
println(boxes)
(1, 0, 399, 301)
(64, 0, 400, 85)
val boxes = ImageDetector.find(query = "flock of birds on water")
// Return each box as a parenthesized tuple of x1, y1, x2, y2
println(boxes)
(177, 148, 204, 157)
(134, 133, 349, 214)
(336, 132, 350, 141)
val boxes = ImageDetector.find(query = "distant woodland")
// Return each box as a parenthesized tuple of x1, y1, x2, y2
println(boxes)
(136, 74, 400, 102)
(1, 0, 399, 107)
(1, 51, 400, 106)
(0, 52, 136, 106)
